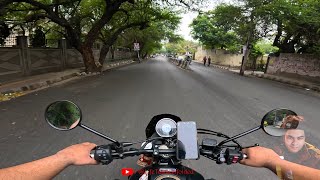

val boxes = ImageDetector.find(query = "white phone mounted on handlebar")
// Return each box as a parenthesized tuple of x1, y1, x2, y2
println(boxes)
(177, 121, 200, 160)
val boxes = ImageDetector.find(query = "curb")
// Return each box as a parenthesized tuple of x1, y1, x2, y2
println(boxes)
(211, 64, 230, 70)
(0, 60, 135, 95)
(193, 61, 230, 70)
(194, 62, 320, 93)
(249, 73, 320, 93)
(0, 73, 78, 95)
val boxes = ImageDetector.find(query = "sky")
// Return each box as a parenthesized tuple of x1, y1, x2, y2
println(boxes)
(177, 13, 199, 41)
(177, 0, 232, 41)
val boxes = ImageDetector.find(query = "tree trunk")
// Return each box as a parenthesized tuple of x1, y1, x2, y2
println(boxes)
(273, 19, 282, 47)
(240, 14, 254, 76)
(264, 55, 271, 74)
(143, 53, 148, 59)
(253, 57, 257, 70)
(111, 46, 115, 60)
(280, 42, 295, 53)
(241, 48, 251, 73)
(99, 44, 110, 65)
(80, 46, 100, 73)
(240, 40, 251, 76)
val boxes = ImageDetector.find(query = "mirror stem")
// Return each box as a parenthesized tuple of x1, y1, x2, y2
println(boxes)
(80, 124, 121, 146)
(218, 125, 262, 146)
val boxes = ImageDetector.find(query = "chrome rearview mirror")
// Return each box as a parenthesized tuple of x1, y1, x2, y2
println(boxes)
(45, 100, 82, 131)
(261, 109, 298, 137)
(45, 100, 121, 146)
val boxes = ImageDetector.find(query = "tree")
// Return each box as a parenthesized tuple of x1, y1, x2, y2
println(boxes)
(256, 40, 279, 55)
(191, 1, 279, 75)
(97, 1, 180, 64)
(117, 16, 180, 58)
(164, 39, 198, 55)
(0, 21, 10, 45)
(1, 0, 208, 72)
(1, 0, 141, 72)
(31, 28, 45, 47)
(262, 0, 320, 54)
(190, 6, 242, 52)
(248, 44, 263, 70)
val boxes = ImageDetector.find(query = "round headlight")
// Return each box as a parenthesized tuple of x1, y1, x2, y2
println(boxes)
(155, 118, 177, 137)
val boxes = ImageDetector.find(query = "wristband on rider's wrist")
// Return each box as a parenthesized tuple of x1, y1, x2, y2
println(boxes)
(276, 165, 283, 180)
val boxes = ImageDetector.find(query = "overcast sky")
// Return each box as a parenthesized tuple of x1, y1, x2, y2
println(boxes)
(177, 13, 199, 41)
(177, 0, 233, 41)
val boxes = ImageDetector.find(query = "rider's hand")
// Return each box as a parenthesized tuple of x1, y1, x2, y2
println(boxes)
(240, 146, 281, 168)
(56, 142, 98, 166)
(280, 115, 304, 128)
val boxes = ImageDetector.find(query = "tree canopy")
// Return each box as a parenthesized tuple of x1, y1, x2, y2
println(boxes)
(0, 0, 208, 72)
(190, 0, 320, 55)
(164, 39, 198, 55)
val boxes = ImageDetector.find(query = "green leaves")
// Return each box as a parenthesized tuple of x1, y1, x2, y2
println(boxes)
(256, 40, 279, 55)
(96, 0, 181, 56)
(191, 0, 320, 55)
(254, 0, 320, 53)
(190, 9, 242, 51)
(164, 39, 197, 54)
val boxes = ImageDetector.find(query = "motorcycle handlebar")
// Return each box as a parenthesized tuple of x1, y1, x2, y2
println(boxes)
(112, 149, 176, 157)
(90, 145, 244, 165)
(90, 148, 176, 158)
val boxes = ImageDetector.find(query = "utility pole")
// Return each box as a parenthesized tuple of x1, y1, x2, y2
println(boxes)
(240, 37, 251, 76)
(240, 12, 255, 76)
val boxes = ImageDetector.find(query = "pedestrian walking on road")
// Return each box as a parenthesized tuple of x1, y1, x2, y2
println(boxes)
(208, 56, 211, 67)
(203, 56, 207, 66)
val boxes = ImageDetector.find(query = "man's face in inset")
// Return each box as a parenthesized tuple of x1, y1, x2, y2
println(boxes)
(284, 129, 305, 153)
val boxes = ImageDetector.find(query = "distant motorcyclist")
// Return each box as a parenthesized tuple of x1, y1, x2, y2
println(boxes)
(186, 55, 192, 65)
(185, 53, 192, 65)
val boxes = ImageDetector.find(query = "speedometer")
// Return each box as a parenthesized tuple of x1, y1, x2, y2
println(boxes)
(155, 118, 177, 137)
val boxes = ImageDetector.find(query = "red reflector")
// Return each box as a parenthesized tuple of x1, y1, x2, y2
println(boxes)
(232, 156, 239, 163)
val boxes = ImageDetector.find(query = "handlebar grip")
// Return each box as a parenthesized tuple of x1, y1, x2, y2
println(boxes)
(91, 145, 113, 165)
(225, 148, 244, 165)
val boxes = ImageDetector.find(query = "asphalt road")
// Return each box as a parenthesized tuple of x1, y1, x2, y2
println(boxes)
(1, 56, 319, 180)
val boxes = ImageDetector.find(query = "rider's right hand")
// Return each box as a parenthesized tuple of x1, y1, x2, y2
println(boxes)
(240, 146, 281, 168)
(55, 142, 98, 166)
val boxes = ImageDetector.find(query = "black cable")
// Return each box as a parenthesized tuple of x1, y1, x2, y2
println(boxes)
(197, 128, 221, 135)
(127, 137, 165, 146)
(197, 131, 242, 148)
(198, 131, 229, 139)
